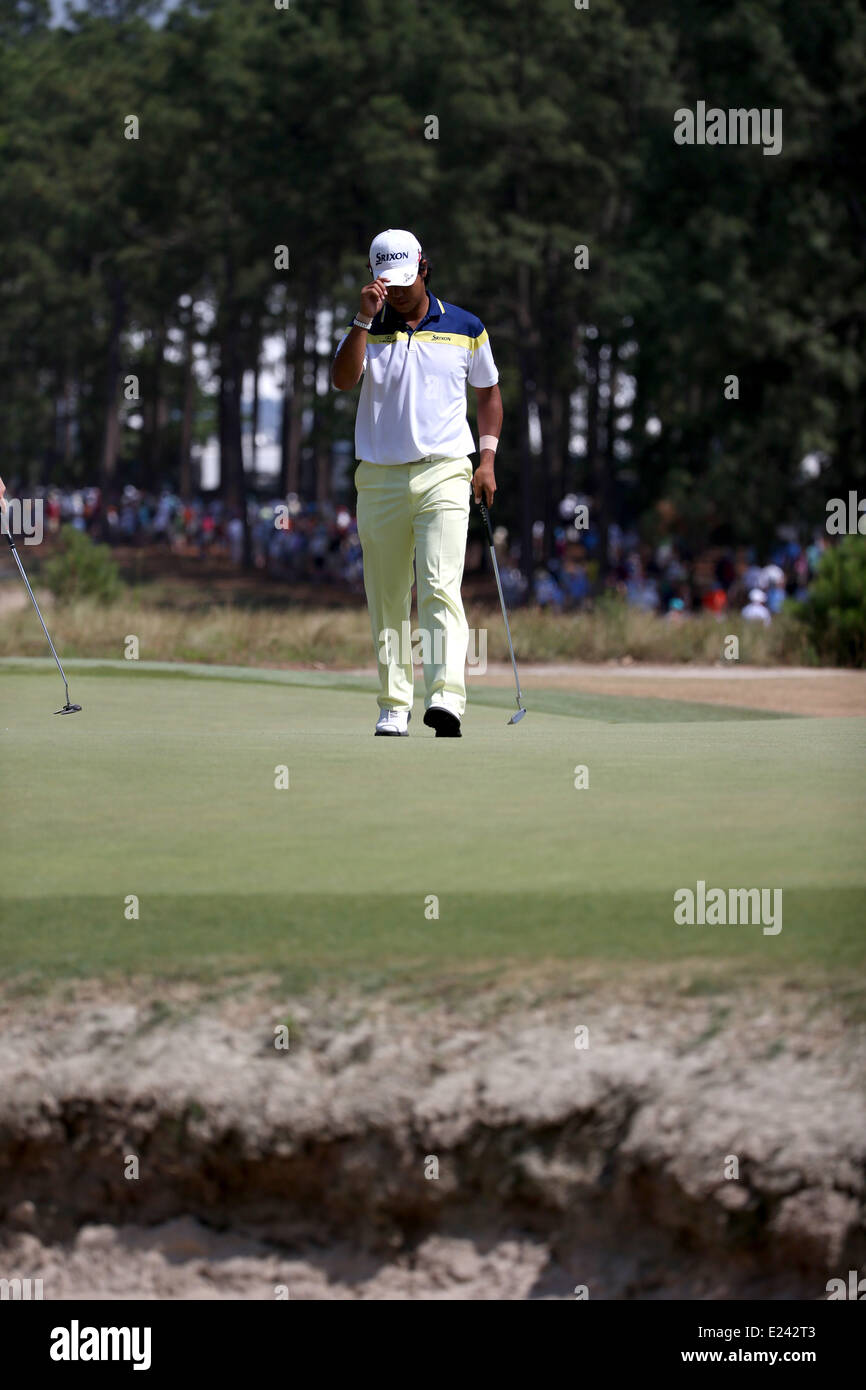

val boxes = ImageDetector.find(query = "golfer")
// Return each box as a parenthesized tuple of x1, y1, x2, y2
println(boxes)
(332, 229, 502, 738)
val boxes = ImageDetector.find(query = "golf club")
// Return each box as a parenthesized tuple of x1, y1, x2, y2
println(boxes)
(0, 480, 82, 715)
(477, 497, 526, 724)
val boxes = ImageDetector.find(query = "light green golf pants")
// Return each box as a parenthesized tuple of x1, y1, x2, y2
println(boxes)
(355, 455, 473, 718)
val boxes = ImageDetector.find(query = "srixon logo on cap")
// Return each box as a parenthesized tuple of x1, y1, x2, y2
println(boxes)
(375, 250, 409, 263)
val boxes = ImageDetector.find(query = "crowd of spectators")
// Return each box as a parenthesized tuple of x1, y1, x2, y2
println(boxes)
(497, 514, 828, 624)
(31, 483, 828, 620)
(35, 485, 365, 591)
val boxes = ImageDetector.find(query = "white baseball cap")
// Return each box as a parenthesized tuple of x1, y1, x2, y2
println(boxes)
(368, 228, 422, 286)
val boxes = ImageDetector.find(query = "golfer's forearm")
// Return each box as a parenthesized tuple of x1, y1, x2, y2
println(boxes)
(476, 387, 503, 444)
(332, 328, 368, 390)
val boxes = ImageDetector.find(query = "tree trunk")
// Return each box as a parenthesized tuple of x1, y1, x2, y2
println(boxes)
(313, 303, 331, 507)
(47, 370, 62, 482)
(220, 253, 252, 568)
(543, 382, 565, 558)
(141, 322, 165, 491)
(538, 249, 563, 563)
(515, 262, 538, 584)
(280, 292, 306, 496)
(585, 334, 609, 585)
(99, 277, 125, 490)
(63, 372, 75, 471)
(179, 325, 195, 497)
(602, 341, 618, 556)
(250, 317, 262, 482)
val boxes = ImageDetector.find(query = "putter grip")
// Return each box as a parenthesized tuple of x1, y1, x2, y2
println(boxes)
(478, 499, 495, 544)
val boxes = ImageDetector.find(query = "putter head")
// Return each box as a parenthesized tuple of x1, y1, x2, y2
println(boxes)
(508, 706, 527, 725)
(55, 703, 82, 715)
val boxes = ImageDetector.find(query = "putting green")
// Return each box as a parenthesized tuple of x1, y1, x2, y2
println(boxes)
(1, 661, 864, 988)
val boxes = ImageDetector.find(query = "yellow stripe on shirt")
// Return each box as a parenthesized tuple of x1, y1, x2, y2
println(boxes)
(412, 330, 475, 349)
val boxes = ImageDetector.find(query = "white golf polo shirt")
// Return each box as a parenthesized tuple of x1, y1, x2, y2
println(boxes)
(337, 294, 499, 465)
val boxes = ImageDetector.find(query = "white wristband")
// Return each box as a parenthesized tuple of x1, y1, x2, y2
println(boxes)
(479, 435, 499, 453)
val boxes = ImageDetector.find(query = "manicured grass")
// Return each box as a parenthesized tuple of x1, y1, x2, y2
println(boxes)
(1, 662, 863, 989)
(0, 655, 788, 721)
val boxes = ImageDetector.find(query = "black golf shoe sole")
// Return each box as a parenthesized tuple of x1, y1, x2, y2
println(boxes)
(423, 707, 462, 738)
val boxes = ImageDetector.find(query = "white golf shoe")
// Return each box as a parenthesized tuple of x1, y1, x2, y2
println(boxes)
(374, 708, 411, 737)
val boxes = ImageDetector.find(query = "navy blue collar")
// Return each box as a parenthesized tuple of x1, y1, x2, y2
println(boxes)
(376, 289, 441, 333)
